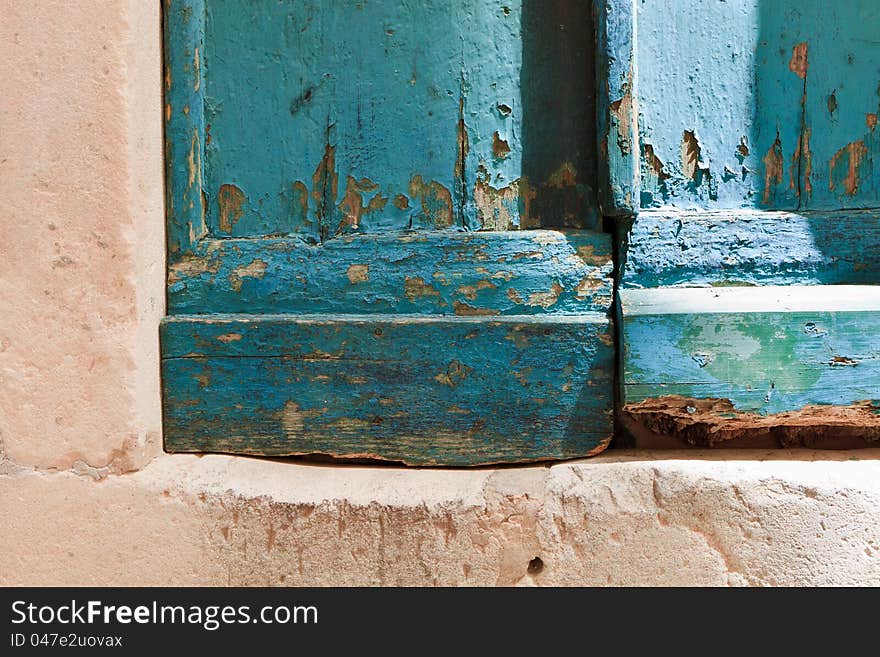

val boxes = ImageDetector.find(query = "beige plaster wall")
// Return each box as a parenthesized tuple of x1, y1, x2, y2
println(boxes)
(0, 0, 164, 473)
(2, 2, 879, 587)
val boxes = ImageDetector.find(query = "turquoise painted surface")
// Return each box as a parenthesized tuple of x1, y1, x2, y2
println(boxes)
(621, 210, 880, 288)
(623, 310, 880, 415)
(637, 0, 769, 208)
(636, 0, 880, 211)
(595, 0, 638, 216)
(161, 314, 614, 465)
(195, 0, 599, 238)
(163, 0, 207, 254)
(161, 2, 612, 463)
(795, 2, 880, 209)
(168, 230, 612, 316)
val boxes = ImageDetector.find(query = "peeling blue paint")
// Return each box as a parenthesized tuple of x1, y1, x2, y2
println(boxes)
(162, 314, 614, 465)
(162, 0, 612, 464)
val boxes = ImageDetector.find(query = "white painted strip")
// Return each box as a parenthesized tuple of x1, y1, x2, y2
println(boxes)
(621, 285, 880, 315)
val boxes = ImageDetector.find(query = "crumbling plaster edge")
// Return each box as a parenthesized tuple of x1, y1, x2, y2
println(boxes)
(5, 450, 880, 509)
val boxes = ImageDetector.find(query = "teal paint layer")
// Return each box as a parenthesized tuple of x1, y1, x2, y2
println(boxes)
(508, 0, 599, 229)
(636, 0, 804, 209)
(162, 2, 612, 464)
(621, 210, 880, 288)
(595, 0, 639, 217)
(197, 0, 599, 238)
(635, 0, 880, 211)
(623, 309, 880, 415)
(163, 0, 207, 254)
(168, 230, 613, 316)
(161, 314, 614, 465)
(796, 2, 880, 210)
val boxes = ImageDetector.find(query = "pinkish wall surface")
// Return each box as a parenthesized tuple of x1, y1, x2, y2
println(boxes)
(0, 0, 164, 473)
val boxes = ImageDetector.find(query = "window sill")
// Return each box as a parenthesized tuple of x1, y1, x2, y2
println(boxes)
(5, 450, 880, 585)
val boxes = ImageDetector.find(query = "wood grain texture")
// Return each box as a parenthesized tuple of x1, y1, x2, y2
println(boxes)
(162, 1, 612, 464)
(595, 0, 638, 217)
(168, 230, 613, 316)
(164, 0, 207, 254)
(161, 314, 614, 465)
(193, 0, 599, 238)
(620, 209, 880, 288)
(634, 0, 880, 211)
(620, 286, 880, 444)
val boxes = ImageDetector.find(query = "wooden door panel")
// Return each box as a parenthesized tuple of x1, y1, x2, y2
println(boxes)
(167, 231, 612, 316)
(192, 0, 601, 239)
(620, 287, 880, 447)
(797, 1, 880, 210)
(616, 1, 880, 447)
(162, 0, 613, 464)
(162, 314, 613, 465)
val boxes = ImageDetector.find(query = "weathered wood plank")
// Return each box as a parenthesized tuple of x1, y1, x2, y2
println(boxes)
(595, 0, 638, 217)
(635, 0, 805, 209)
(796, 1, 880, 210)
(161, 314, 614, 465)
(482, 0, 598, 230)
(163, 0, 207, 254)
(195, 1, 600, 238)
(620, 286, 880, 446)
(168, 230, 613, 316)
(620, 209, 880, 288)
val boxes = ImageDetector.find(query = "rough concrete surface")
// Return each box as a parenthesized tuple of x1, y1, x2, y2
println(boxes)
(3, 452, 880, 586)
(2, 2, 880, 587)
(0, 0, 164, 471)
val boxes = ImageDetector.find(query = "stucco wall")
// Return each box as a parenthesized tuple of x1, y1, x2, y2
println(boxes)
(2, 1, 880, 586)
(1, 0, 164, 472)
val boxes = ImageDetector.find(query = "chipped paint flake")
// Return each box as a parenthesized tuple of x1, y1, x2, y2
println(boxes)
(609, 76, 634, 153)
(409, 175, 454, 229)
(681, 131, 703, 181)
(789, 42, 809, 79)
(455, 280, 496, 301)
(762, 135, 784, 204)
(312, 144, 338, 233)
(346, 264, 369, 284)
(228, 259, 268, 292)
(474, 177, 530, 230)
(576, 244, 612, 266)
(193, 47, 201, 91)
(829, 140, 868, 196)
(434, 359, 473, 387)
(167, 255, 219, 284)
(217, 184, 246, 233)
(527, 282, 563, 308)
(452, 301, 499, 316)
(403, 276, 440, 301)
(791, 127, 813, 196)
(337, 176, 382, 232)
(576, 275, 603, 299)
(492, 131, 511, 160)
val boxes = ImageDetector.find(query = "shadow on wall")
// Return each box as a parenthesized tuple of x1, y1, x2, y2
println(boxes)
(631, 0, 880, 283)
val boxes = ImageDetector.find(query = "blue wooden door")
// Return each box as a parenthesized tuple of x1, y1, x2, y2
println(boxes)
(161, 0, 615, 464)
(618, 0, 880, 446)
